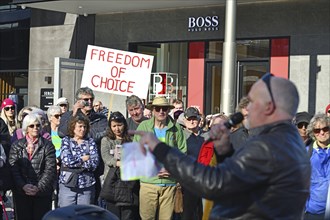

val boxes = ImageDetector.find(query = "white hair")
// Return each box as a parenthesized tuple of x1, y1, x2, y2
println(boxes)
(47, 105, 61, 118)
(22, 113, 42, 136)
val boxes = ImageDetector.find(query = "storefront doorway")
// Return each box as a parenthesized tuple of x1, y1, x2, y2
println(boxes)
(204, 61, 268, 115)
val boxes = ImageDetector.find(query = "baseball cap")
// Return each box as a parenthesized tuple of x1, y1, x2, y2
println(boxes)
(56, 97, 68, 106)
(294, 112, 313, 124)
(184, 107, 200, 118)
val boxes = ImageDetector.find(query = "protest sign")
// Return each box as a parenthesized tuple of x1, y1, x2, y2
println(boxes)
(81, 45, 154, 99)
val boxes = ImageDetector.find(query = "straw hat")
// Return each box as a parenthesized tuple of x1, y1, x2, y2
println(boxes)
(146, 96, 174, 110)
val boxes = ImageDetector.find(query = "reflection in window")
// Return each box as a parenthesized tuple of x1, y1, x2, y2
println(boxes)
(131, 42, 188, 104)
(207, 39, 270, 59)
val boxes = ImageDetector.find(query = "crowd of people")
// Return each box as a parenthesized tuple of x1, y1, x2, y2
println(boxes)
(0, 74, 329, 220)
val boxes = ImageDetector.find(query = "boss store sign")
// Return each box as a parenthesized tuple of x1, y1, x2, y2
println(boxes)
(188, 15, 219, 32)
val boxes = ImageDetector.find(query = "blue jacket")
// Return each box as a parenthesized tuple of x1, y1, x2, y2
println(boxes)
(305, 141, 330, 214)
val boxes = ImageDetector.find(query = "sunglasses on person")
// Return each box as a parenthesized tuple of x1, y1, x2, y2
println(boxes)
(313, 126, 329, 134)
(28, 124, 41, 129)
(59, 104, 67, 107)
(187, 116, 199, 121)
(328, 110, 330, 114)
(109, 113, 125, 121)
(297, 122, 308, 129)
(4, 106, 15, 111)
(53, 114, 61, 119)
(22, 112, 29, 119)
(80, 98, 94, 102)
(261, 73, 276, 109)
(154, 106, 169, 112)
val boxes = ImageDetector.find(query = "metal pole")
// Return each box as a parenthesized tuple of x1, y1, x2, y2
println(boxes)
(221, 0, 237, 115)
(54, 57, 61, 105)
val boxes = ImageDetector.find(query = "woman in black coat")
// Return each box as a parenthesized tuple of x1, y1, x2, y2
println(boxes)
(9, 113, 56, 220)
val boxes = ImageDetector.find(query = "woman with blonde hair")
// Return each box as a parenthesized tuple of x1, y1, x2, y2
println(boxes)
(1, 98, 17, 136)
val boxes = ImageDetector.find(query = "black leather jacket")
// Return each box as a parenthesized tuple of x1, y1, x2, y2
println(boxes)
(9, 137, 56, 196)
(153, 121, 311, 220)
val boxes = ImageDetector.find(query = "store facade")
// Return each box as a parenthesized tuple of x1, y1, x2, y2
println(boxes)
(93, 0, 329, 114)
(10, 0, 330, 114)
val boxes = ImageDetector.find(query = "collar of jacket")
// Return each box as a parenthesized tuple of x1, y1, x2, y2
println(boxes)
(249, 120, 293, 137)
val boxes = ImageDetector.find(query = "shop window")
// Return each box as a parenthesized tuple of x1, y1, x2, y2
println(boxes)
(207, 39, 270, 60)
(130, 42, 188, 104)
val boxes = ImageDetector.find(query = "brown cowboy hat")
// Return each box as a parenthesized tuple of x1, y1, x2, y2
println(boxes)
(146, 96, 174, 110)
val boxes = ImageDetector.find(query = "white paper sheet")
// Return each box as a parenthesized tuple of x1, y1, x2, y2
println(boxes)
(120, 142, 161, 180)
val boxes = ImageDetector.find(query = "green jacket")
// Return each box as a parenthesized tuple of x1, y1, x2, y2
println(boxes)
(133, 116, 187, 184)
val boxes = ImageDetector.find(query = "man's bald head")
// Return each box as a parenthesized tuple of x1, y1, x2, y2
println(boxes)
(271, 76, 299, 117)
(247, 74, 299, 129)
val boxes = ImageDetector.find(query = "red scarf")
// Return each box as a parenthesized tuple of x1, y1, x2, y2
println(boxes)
(26, 135, 38, 160)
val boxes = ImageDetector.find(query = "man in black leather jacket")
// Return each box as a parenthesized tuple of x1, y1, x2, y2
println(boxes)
(132, 73, 311, 220)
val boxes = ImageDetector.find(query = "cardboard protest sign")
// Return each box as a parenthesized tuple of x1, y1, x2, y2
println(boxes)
(81, 45, 154, 99)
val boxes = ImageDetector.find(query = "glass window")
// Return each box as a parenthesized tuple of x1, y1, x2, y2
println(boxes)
(131, 42, 188, 104)
(237, 39, 270, 59)
(207, 39, 270, 60)
(207, 41, 223, 59)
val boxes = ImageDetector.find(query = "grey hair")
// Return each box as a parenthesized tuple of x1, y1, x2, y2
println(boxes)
(22, 113, 42, 136)
(272, 77, 299, 117)
(75, 87, 95, 101)
(306, 113, 330, 140)
(236, 96, 249, 112)
(30, 107, 48, 127)
(47, 105, 61, 118)
(126, 95, 144, 109)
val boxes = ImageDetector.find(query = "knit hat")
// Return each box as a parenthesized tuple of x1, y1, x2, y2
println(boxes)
(326, 104, 330, 114)
(1, 98, 15, 109)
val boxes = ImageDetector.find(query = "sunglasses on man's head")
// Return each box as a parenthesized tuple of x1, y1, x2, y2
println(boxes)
(261, 73, 276, 109)
(154, 106, 169, 112)
(28, 124, 41, 129)
(313, 126, 329, 134)
(4, 106, 15, 111)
